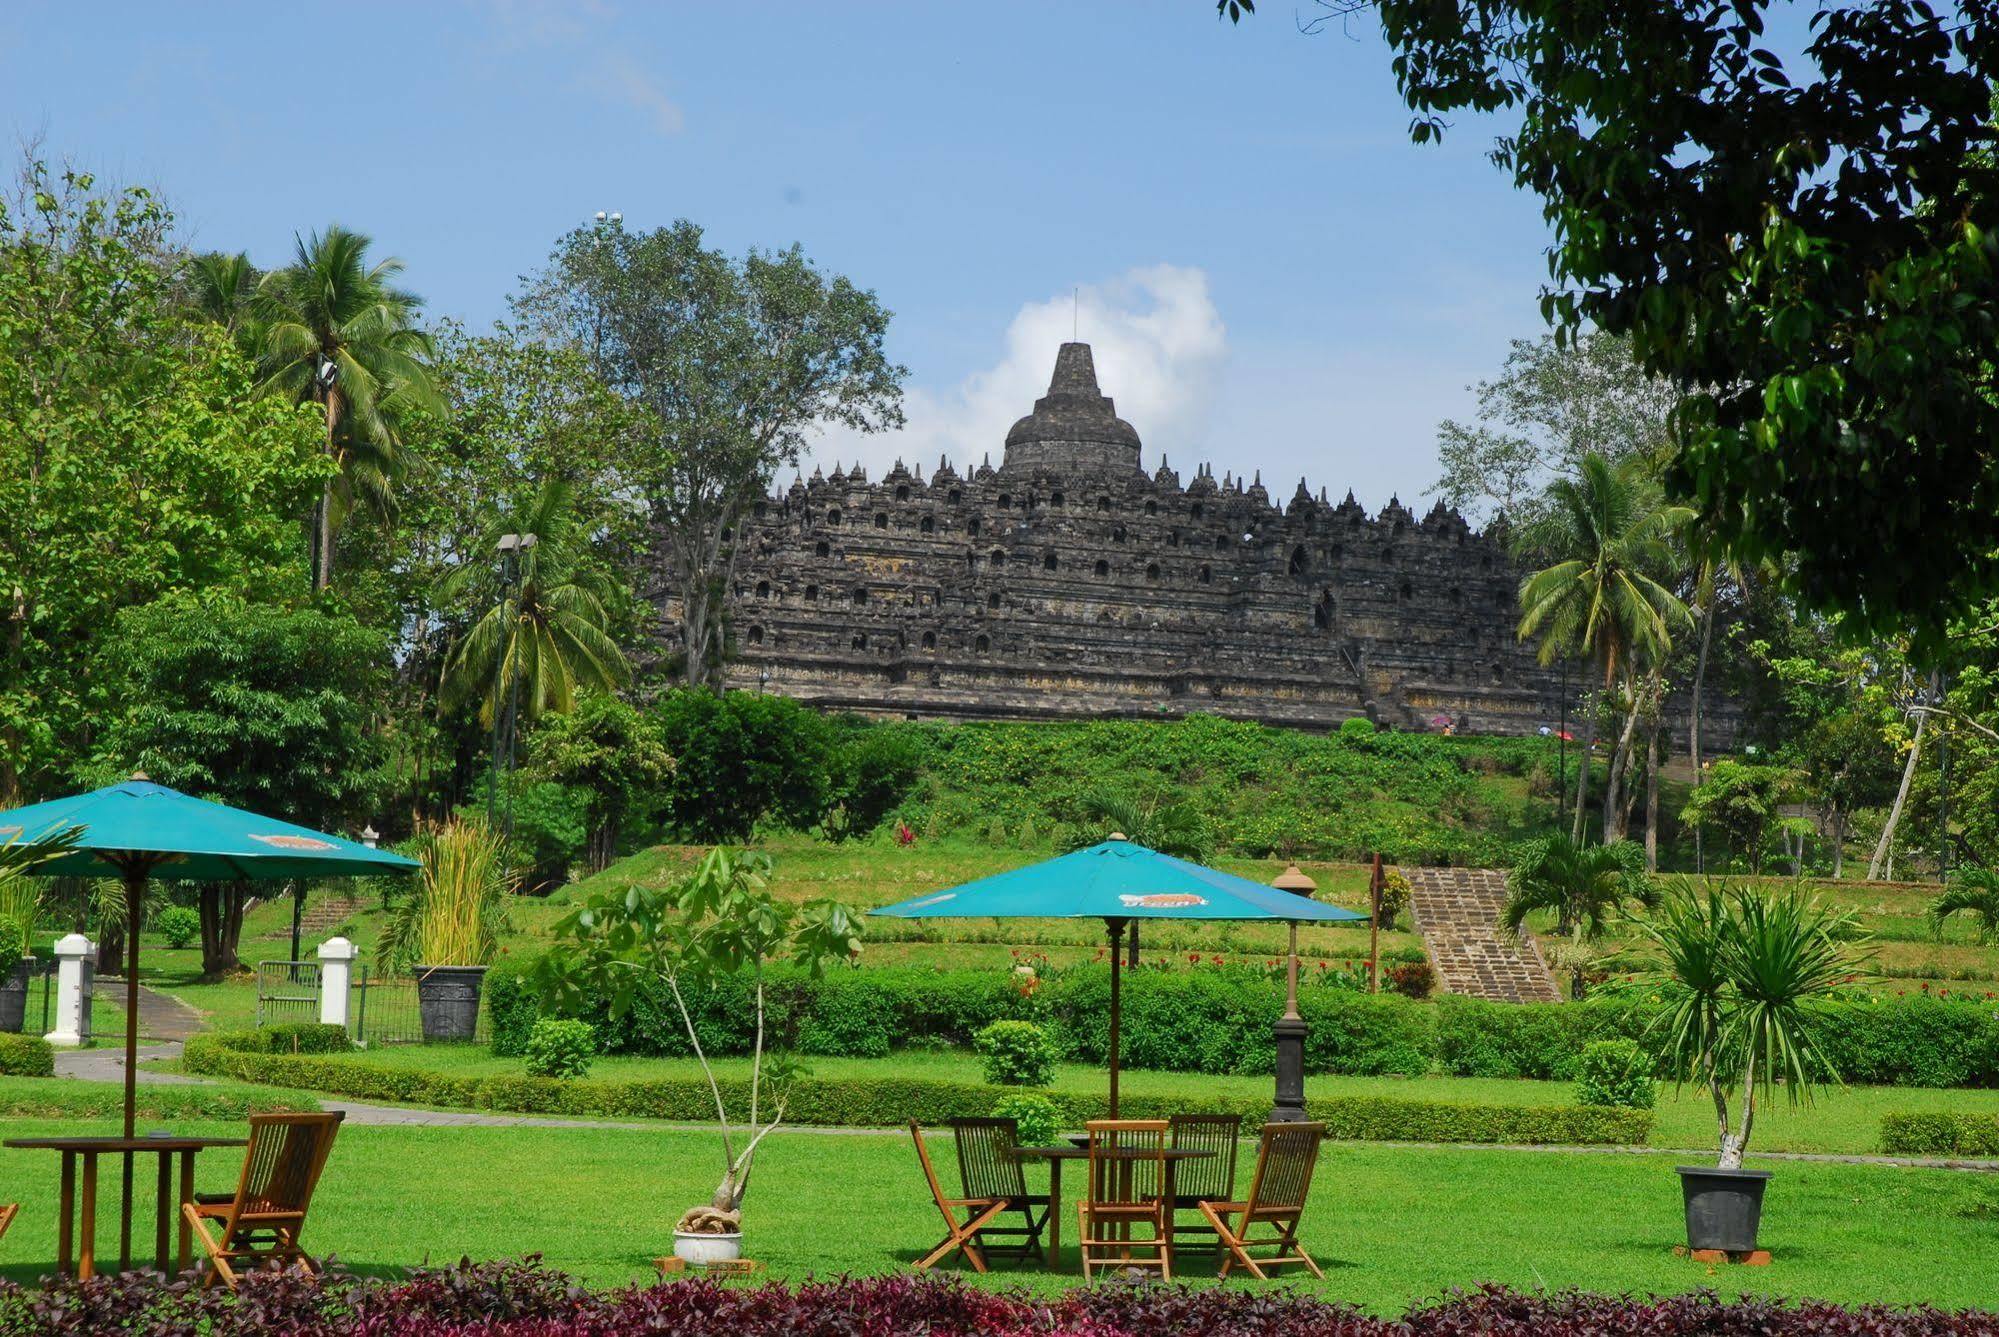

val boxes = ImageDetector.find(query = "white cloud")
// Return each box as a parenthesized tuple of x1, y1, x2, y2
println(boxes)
(806, 264, 1227, 481)
(595, 54, 684, 136)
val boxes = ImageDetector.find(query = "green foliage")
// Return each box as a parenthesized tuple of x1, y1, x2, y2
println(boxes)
(821, 721, 925, 842)
(1573, 1038, 1656, 1110)
(524, 1018, 596, 1079)
(0, 1074, 317, 1119)
(485, 957, 542, 1058)
(154, 905, 200, 950)
(383, 822, 515, 969)
(1376, 869, 1411, 931)
(1065, 790, 1213, 862)
(990, 1092, 1061, 1146)
(649, 690, 834, 843)
(1338, 716, 1377, 742)
(463, 773, 589, 889)
(973, 1020, 1057, 1087)
(1879, 1111, 1999, 1158)
(0, 918, 25, 964)
(1682, 762, 1797, 873)
(1384, 960, 1435, 999)
(1505, 834, 1653, 939)
(0, 1034, 52, 1077)
(223, 1023, 354, 1055)
(527, 693, 673, 870)
(1930, 868, 1999, 945)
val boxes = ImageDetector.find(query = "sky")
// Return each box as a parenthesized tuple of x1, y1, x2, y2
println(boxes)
(0, 1, 1558, 514)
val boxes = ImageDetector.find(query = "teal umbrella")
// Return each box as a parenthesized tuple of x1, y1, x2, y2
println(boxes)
(871, 837, 1365, 1115)
(0, 778, 419, 1140)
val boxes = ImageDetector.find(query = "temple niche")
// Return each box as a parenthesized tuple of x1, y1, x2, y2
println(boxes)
(663, 342, 1707, 737)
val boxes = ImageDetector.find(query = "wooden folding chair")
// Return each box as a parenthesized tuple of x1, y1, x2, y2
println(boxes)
(907, 1122, 1010, 1273)
(948, 1117, 1049, 1265)
(0, 1203, 15, 1246)
(183, 1112, 344, 1289)
(1077, 1119, 1171, 1281)
(1167, 1112, 1241, 1253)
(1197, 1121, 1325, 1279)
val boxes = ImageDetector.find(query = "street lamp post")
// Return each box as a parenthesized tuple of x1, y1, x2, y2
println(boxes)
(1269, 863, 1317, 1122)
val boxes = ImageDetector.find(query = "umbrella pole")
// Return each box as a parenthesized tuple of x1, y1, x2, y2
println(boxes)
(121, 860, 144, 1271)
(1106, 918, 1124, 1120)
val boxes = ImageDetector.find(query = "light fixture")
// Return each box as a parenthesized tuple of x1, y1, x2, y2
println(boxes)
(315, 358, 338, 391)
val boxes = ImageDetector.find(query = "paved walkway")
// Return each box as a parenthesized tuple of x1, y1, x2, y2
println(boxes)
(97, 974, 206, 1042)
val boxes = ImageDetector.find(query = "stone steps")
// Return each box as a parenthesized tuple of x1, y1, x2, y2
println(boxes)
(1398, 866, 1562, 1004)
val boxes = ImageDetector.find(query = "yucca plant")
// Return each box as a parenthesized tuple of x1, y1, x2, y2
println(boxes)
(383, 822, 516, 969)
(1635, 884, 1866, 1168)
(1929, 867, 1999, 944)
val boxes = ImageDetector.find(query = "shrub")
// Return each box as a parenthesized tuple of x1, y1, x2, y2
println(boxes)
(1880, 1111, 1999, 1157)
(0, 1033, 53, 1076)
(1377, 868, 1412, 929)
(215, 1023, 353, 1056)
(524, 1018, 596, 1079)
(650, 689, 834, 842)
(0, 1073, 317, 1118)
(974, 1020, 1056, 1086)
(990, 1091, 1061, 1146)
(153, 904, 200, 949)
(1385, 959, 1435, 998)
(0, 918, 25, 965)
(485, 956, 541, 1057)
(1338, 715, 1377, 741)
(1573, 1038, 1656, 1109)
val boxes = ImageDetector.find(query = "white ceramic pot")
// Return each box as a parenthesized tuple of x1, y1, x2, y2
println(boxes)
(672, 1231, 743, 1266)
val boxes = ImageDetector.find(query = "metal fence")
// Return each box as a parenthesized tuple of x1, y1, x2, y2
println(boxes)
(253, 959, 484, 1046)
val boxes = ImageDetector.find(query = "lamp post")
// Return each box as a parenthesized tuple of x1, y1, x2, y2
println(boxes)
(1270, 863, 1317, 1122)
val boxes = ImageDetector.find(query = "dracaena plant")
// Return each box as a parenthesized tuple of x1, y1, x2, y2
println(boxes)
(1635, 884, 1867, 1169)
(537, 846, 861, 1232)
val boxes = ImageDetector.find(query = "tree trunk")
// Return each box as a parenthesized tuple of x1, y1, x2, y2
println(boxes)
(1602, 684, 1644, 843)
(1570, 698, 1597, 844)
(312, 387, 342, 592)
(97, 911, 125, 976)
(1831, 808, 1846, 879)
(1644, 721, 1660, 872)
(1691, 599, 1715, 872)
(197, 882, 248, 978)
(1868, 673, 1938, 880)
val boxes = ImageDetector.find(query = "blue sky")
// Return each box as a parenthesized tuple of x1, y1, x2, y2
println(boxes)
(1, 1, 1556, 513)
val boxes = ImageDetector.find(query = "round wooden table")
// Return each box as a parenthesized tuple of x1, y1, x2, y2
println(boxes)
(1015, 1145, 1212, 1270)
(3, 1134, 246, 1278)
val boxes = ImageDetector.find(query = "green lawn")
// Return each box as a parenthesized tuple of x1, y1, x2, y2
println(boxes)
(0, 1115, 1992, 1308)
(233, 1044, 1999, 1159)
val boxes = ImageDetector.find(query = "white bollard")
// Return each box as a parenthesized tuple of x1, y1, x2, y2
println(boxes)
(317, 936, 357, 1030)
(46, 933, 92, 1046)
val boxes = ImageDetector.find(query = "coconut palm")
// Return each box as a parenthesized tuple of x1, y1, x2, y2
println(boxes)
(1929, 867, 1999, 944)
(438, 479, 631, 760)
(1516, 453, 1692, 841)
(254, 225, 440, 589)
(1502, 832, 1656, 940)
(182, 251, 260, 340)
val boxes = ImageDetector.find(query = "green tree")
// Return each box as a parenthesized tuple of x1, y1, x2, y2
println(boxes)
(1225, 1, 1999, 647)
(86, 591, 387, 974)
(821, 723, 925, 844)
(1515, 453, 1691, 841)
(1681, 761, 1795, 875)
(515, 217, 906, 687)
(649, 690, 832, 843)
(1503, 833, 1653, 940)
(182, 250, 259, 337)
(527, 692, 674, 871)
(1929, 867, 1999, 945)
(253, 225, 440, 591)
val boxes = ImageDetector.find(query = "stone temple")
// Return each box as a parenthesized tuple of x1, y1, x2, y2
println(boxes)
(693, 343, 1588, 733)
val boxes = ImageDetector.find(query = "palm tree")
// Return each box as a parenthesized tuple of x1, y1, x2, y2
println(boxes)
(183, 251, 260, 341)
(1067, 789, 1214, 863)
(254, 226, 439, 589)
(1929, 867, 1999, 944)
(439, 480, 631, 771)
(1516, 453, 1692, 842)
(1502, 832, 1656, 940)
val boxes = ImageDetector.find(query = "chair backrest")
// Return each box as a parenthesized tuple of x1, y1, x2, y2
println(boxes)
(908, 1122, 961, 1227)
(1241, 1122, 1324, 1217)
(949, 1118, 1029, 1201)
(1169, 1112, 1242, 1201)
(224, 1112, 344, 1229)
(1083, 1119, 1167, 1207)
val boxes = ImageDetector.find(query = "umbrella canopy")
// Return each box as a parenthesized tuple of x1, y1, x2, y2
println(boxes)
(0, 779, 418, 1141)
(871, 838, 1366, 1115)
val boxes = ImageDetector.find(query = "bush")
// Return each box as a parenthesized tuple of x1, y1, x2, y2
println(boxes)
(0, 918, 24, 965)
(1377, 869, 1412, 929)
(485, 956, 541, 1057)
(1338, 715, 1377, 741)
(974, 1020, 1057, 1086)
(0, 1073, 317, 1118)
(1880, 1111, 1999, 1157)
(650, 689, 834, 842)
(0, 1033, 53, 1076)
(524, 1018, 596, 1079)
(154, 904, 200, 949)
(1385, 959, 1435, 998)
(1573, 1038, 1656, 1109)
(212, 1023, 353, 1056)
(990, 1091, 1062, 1146)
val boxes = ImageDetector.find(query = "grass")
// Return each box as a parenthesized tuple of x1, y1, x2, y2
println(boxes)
(217, 1043, 1999, 1159)
(0, 1114, 1993, 1307)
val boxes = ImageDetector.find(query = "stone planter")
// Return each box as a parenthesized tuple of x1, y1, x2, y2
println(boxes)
(672, 1230, 743, 1267)
(413, 964, 488, 1042)
(0, 959, 28, 1034)
(1677, 1165, 1772, 1253)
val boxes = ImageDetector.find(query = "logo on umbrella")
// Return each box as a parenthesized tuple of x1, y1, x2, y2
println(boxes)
(249, 834, 338, 852)
(1118, 894, 1208, 908)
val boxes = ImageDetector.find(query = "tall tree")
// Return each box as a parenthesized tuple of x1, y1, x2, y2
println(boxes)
(182, 250, 259, 338)
(515, 217, 905, 687)
(1516, 454, 1692, 842)
(254, 225, 439, 591)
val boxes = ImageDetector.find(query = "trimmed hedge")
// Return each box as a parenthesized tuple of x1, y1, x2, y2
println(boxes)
(183, 1031, 1651, 1144)
(1880, 1111, 1999, 1158)
(0, 1074, 318, 1119)
(0, 1033, 53, 1077)
(206, 1023, 353, 1056)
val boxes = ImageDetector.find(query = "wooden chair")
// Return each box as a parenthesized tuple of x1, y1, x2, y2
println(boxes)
(907, 1122, 1010, 1273)
(1167, 1112, 1241, 1252)
(184, 1112, 344, 1289)
(0, 1203, 15, 1246)
(948, 1117, 1049, 1265)
(1196, 1121, 1326, 1279)
(1077, 1119, 1171, 1281)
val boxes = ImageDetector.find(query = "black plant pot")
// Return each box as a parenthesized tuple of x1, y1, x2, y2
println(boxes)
(1677, 1165, 1772, 1253)
(414, 965, 488, 1042)
(0, 960, 28, 1034)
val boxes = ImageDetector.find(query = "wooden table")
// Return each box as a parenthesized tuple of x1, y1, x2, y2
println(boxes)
(4, 1135, 245, 1278)
(1016, 1145, 1212, 1271)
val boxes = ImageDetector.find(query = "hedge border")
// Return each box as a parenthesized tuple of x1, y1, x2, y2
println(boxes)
(1879, 1111, 1999, 1157)
(183, 1033, 1651, 1146)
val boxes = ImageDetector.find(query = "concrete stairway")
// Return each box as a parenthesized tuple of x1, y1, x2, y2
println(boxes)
(1399, 867, 1563, 1004)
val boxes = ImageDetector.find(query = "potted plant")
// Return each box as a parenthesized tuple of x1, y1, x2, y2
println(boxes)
(384, 822, 515, 1041)
(540, 847, 860, 1265)
(1637, 884, 1864, 1255)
